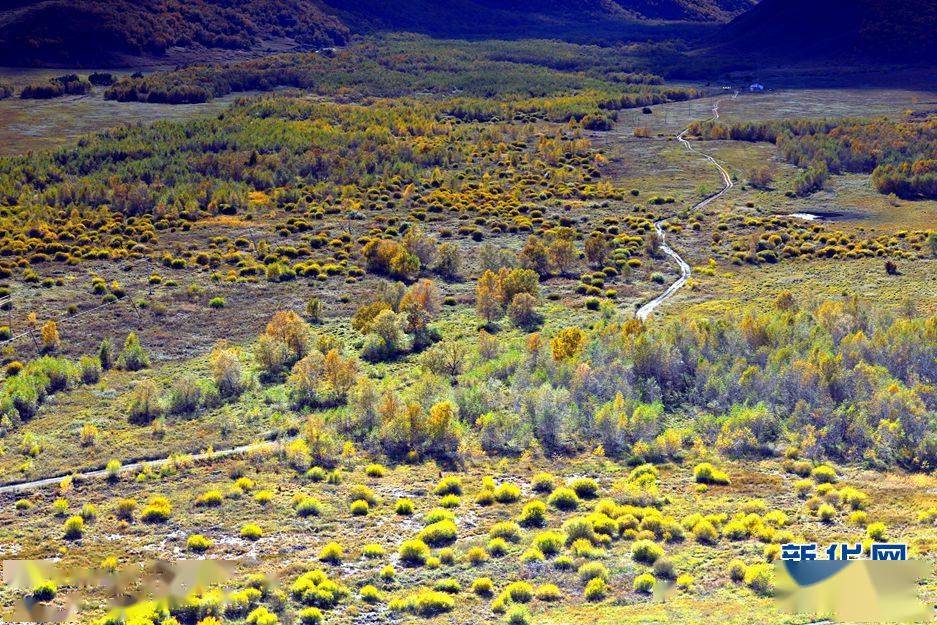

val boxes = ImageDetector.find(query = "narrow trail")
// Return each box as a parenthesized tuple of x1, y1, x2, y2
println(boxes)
(636, 97, 735, 321)
(0, 440, 269, 495)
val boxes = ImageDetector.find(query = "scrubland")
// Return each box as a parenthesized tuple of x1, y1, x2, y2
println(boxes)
(0, 37, 934, 625)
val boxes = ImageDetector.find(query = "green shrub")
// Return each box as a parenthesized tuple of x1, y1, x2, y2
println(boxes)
(399, 539, 430, 565)
(440, 494, 460, 508)
(79, 503, 97, 521)
(532, 530, 565, 555)
(63, 515, 84, 539)
(79, 356, 101, 384)
(744, 563, 773, 596)
(517, 500, 547, 526)
(584, 577, 607, 601)
(433, 578, 461, 593)
(360, 584, 381, 603)
(347, 484, 377, 505)
(241, 524, 263, 540)
(140, 495, 171, 523)
(362, 543, 385, 558)
(487, 537, 509, 556)
(489, 521, 521, 542)
(693, 462, 730, 485)
(535, 583, 562, 601)
(52, 498, 68, 516)
(318, 541, 343, 563)
(501, 581, 533, 603)
(297, 607, 323, 625)
(196, 489, 223, 507)
(562, 516, 597, 545)
(867, 522, 887, 541)
(466, 546, 489, 565)
(306, 466, 328, 482)
(531, 472, 556, 492)
(118, 332, 150, 371)
(246, 606, 278, 625)
(811, 465, 837, 483)
(692, 519, 719, 543)
(438, 547, 455, 564)
(290, 569, 349, 608)
(420, 520, 457, 546)
(395, 498, 414, 515)
(364, 463, 387, 477)
(295, 497, 322, 517)
(578, 561, 610, 583)
(187, 534, 213, 552)
(632, 539, 663, 564)
(569, 477, 599, 498)
(728, 559, 747, 582)
(434, 476, 462, 496)
(33, 580, 57, 601)
(115, 498, 136, 520)
(633, 572, 655, 593)
(472, 577, 494, 595)
(494, 483, 521, 503)
(505, 605, 531, 625)
(548, 487, 580, 510)
(393, 590, 455, 616)
(424, 508, 455, 524)
(475, 489, 495, 506)
(128, 379, 161, 424)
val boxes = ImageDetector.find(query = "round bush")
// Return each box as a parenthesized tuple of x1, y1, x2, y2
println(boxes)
(297, 607, 323, 625)
(632, 539, 663, 564)
(728, 559, 747, 582)
(420, 520, 458, 546)
(488, 521, 521, 542)
(434, 476, 462, 496)
(744, 563, 773, 596)
(471, 577, 494, 595)
(633, 572, 655, 593)
(506, 605, 531, 625)
(532, 530, 565, 555)
(548, 487, 580, 511)
(578, 561, 610, 583)
(399, 539, 430, 565)
(395, 498, 414, 515)
(318, 541, 343, 563)
(811, 465, 837, 484)
(240, 524, 263, 540)
(531, 472, 556, 492)
(569, 477, 599, 498)
(494, 483, 521, 503)
(517, 500, 547, 527)
(187, 534, 213, 552)
(584, 577, 607, 601)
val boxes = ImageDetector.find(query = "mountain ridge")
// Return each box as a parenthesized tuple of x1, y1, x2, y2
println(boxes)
(0, 0, 754, 66)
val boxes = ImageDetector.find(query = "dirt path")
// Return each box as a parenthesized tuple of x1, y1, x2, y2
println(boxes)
(0, 440, 269, 495)
(636, 98, 734, 321)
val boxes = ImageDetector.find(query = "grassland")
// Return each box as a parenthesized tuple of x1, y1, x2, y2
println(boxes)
(0, 37, 934, 625)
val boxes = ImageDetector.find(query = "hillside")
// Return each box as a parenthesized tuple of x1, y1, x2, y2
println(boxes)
(0, 0, 350, 66)
(0, 0, 755, 67)
(325, 0, 757, 36)
(717, 0, 937, 63)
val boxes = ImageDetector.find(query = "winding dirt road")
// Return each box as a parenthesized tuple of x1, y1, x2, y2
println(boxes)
(636, 98, 734, 321)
